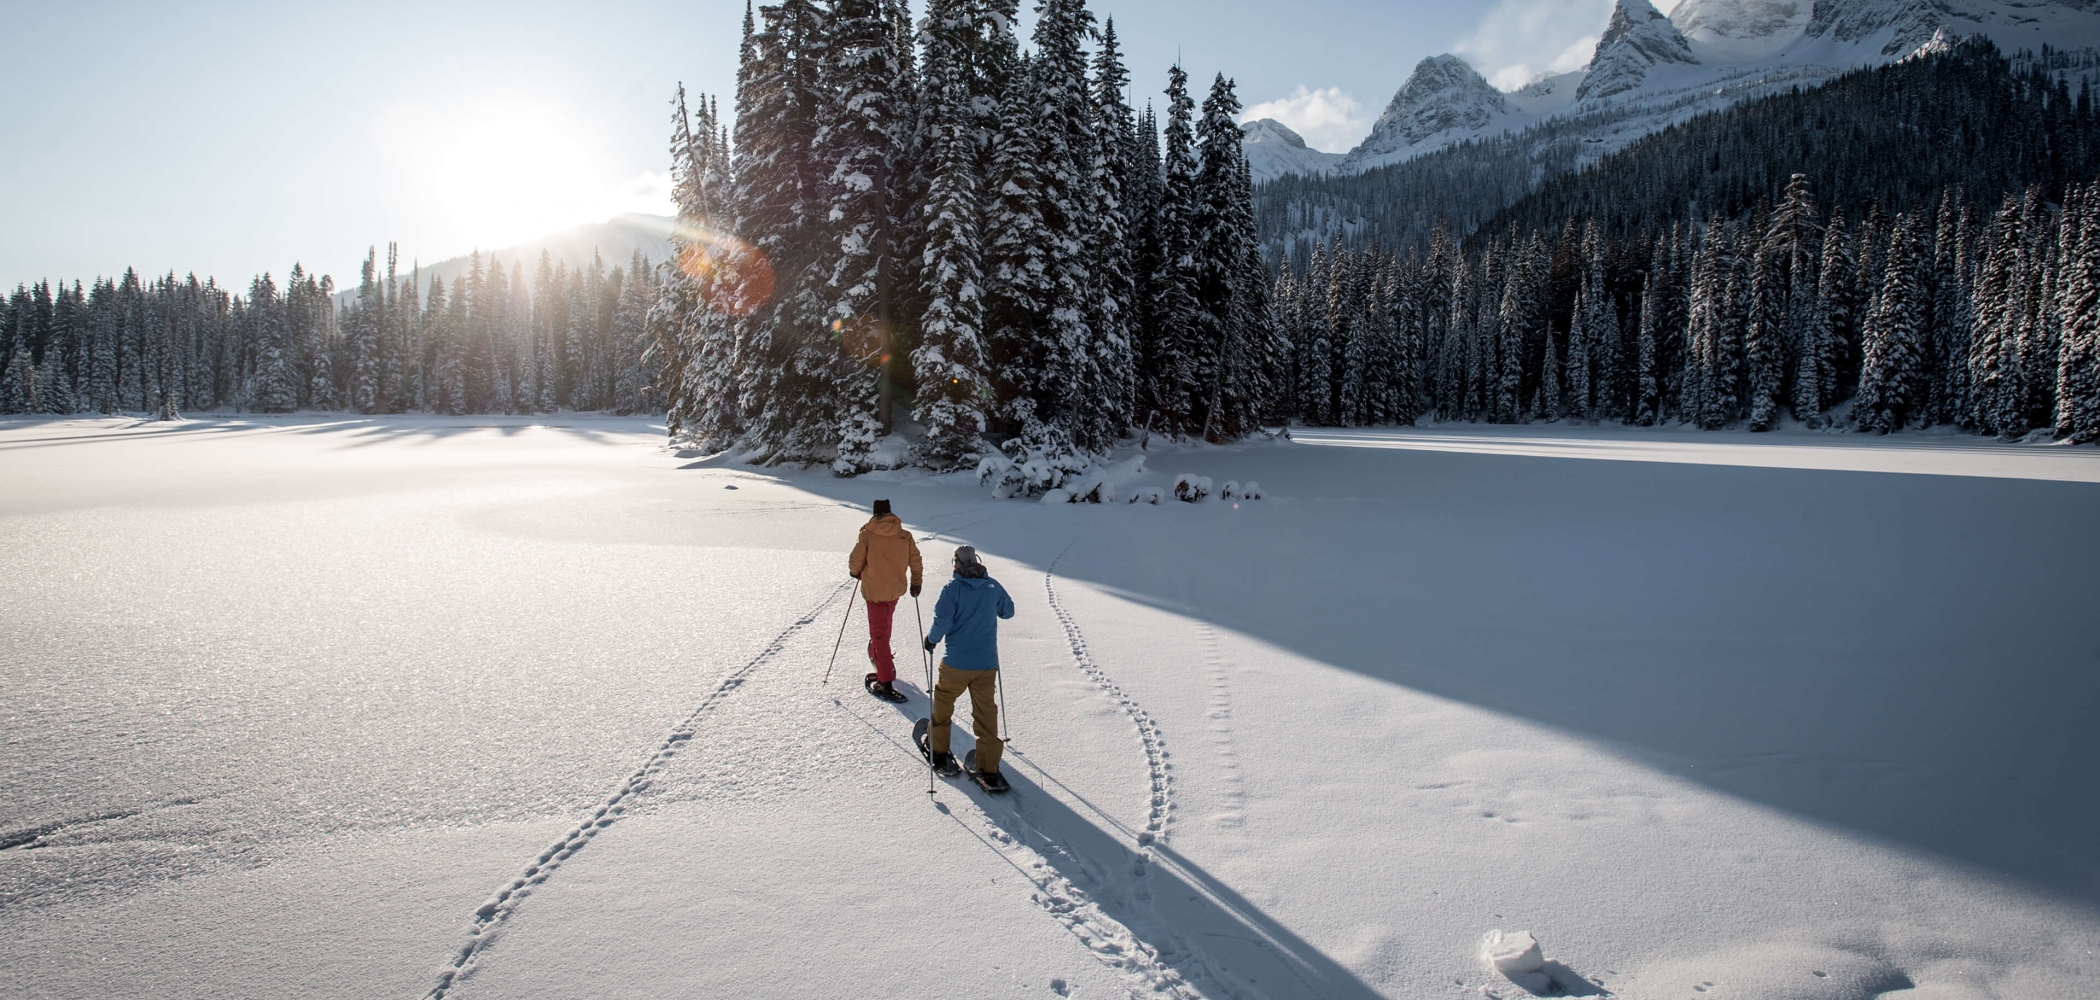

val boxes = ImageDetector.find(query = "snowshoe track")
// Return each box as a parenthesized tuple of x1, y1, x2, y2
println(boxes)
(959, 800, 1202, 999)
(1045, 542, 1176, 847)
(423, 579, 858, 1000)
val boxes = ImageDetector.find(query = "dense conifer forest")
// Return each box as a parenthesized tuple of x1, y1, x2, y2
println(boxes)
(651, 0, 1271, 482)
(1270, 42, 2100, 442)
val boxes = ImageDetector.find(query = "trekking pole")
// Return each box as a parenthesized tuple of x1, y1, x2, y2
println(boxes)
(822, 579, 861, 686)
(996, 669, 1012, 750)
(915, 593, 935, 795)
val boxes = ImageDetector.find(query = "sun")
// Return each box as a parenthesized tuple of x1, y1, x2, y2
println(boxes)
(375, 92, 664, 254)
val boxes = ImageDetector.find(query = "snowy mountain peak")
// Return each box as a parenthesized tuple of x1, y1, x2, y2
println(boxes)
(1805, 0, 2100, 58)
(1805, 0, 1955, 55)
(1671, 0, 1810, 59)
(1240, 118, 1346, 182)
(1340, 55, 1512, 172)
(1242, 117, 1310, 149)
(1578, 0, 1701, 103)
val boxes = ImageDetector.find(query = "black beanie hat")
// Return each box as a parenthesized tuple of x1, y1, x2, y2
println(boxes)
(873, 499, 892, 517)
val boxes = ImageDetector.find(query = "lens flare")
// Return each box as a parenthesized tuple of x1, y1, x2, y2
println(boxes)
(659, 217, 774, 317)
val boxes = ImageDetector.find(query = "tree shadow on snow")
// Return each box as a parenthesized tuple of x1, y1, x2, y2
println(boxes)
(771, 440, 2100, 909)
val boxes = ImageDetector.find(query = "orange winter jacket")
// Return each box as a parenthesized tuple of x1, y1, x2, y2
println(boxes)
(849, 514, 924, 603)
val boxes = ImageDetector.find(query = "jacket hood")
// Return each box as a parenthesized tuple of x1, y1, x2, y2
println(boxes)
(951, 571, 995, 587)
(863, 514, 904, 537)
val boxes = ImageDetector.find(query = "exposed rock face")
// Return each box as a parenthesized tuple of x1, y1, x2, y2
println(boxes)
(1805, 0, 2100, 57)
(1340, 55, 1511, 171)
(1671, 0, 1811, 57)
(1577, 0, 1702, 103)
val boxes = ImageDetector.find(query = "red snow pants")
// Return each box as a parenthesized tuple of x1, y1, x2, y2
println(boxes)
(866, 599, 898, 683)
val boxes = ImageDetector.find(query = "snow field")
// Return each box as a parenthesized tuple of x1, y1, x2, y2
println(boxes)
(4, 416, 2098, 1000)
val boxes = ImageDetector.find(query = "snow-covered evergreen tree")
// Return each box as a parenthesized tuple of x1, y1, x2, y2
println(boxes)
(908, 0, 992, 469)
(815, 0, 910, 474)
(1856, 215, 1927, 433)
(1146, 64, 1201, 435)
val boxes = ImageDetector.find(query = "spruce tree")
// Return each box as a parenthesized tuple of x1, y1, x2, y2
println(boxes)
(1028, 0, 1103, 450)
(1, 346, 33, 414)
(816, 0, 909, 473)
(909, 0, 993, 469)
(1635, 266, 1661, 425)
(1146, 64, 1201, 434)
(1856, 216, 1927, 433)
(1087, 16, 1137, 443)
(2057, 183, 2100, 442)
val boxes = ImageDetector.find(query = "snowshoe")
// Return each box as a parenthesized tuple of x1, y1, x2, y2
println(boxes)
(964, 750, 1010, 795)
(912, 718, 964, 778)
(865, 673, 907, 704)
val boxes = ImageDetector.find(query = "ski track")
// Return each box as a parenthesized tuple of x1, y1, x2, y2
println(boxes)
(422, 579, 858, 1000)
(1044, 541, 1175, 848)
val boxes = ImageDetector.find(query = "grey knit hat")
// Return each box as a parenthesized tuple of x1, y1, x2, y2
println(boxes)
(953, 545, 981, 568)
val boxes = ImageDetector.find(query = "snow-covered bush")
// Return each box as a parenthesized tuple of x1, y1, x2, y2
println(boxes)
(1239, 481, 1264, 500)
(1173, 474, 1213, 503)
(1127, 486, 1164, 505)
(1041, 488, 1073, 505)
(1220, 480, 1241, 500)
(1067, 470, 1112, 503)
(981, 402, 1092, 499)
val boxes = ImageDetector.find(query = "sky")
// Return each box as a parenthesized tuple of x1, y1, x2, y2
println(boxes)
(0, 0, 1673, 292)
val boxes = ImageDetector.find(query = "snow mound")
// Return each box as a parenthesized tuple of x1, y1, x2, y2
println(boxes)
(1218, 480, 1265, 501)
(1482, 929, 1545, 976)
(1479, 930, 1608, 998)
(1628, 943, 1914, 1000)
(1126, 486, 1164, 505)
(1172, 474, 1213, 503)
(863, 433, 912, 471)
(1041, 488, 1073, 505)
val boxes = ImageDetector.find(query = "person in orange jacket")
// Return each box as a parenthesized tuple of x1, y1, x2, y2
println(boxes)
(848, 499, 923, 702)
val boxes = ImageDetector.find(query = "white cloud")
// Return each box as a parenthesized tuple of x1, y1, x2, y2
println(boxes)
(1238, 86, 1371, 153)
(1454, 0, 1617, 91)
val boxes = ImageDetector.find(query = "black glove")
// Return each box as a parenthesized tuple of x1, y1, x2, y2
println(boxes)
(850, 573, 860, 580)
(910, 583, 921, 598)
(923, 638, 938, 652)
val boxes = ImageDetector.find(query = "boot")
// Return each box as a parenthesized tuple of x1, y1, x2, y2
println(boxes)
(930, 751, 963, 778)
(865, 673, 907, 703)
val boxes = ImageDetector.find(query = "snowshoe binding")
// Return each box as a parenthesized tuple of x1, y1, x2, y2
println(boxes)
(964, 750, 1010, 795)
(865, 673, 908, 704)
(912, 718, 965, 778)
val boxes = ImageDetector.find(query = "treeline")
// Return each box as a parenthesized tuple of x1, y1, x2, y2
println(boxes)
(1275, 175, 2100, 441)
(0, 248, 662, 418)
(653, 0, 1276, 481)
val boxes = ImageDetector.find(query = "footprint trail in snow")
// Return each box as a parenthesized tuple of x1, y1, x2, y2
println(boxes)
(423, 579, 858, 1000)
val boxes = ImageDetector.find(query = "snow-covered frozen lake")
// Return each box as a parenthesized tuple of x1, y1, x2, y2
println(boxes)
(3, 415, 2096, 1000)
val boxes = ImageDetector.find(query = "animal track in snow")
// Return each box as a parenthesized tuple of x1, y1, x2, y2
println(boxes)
(1044, 542, 1175, 848)
(1196, 623, 1246, 832)
(423, 579, 858, 1000)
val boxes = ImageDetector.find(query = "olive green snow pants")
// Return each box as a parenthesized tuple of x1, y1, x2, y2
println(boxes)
(929, 663, 1003, 773)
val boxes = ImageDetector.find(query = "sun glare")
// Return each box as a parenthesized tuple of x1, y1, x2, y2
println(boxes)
(375, 93, 671, 254)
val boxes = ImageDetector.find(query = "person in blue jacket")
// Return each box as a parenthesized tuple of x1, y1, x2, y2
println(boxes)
(922, 545, 1016, 787)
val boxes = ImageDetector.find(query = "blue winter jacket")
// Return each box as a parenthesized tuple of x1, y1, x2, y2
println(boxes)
(925, 571, 1015, 671)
